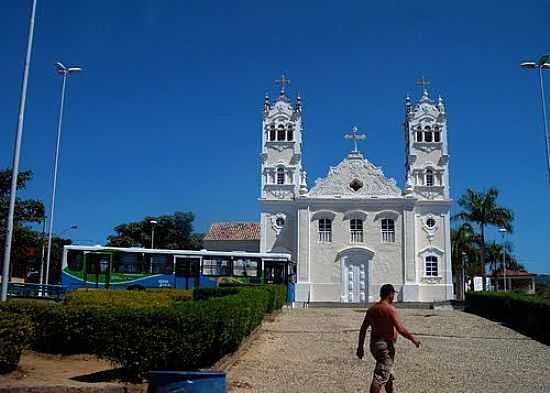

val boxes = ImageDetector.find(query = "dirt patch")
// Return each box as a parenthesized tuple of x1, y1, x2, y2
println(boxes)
(0, 351, 144, 391)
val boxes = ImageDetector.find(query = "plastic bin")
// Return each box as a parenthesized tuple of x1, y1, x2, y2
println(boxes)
(148, 371, 227, 393)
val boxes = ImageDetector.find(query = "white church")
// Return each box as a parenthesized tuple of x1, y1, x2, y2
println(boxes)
(207, 76, 454, 303)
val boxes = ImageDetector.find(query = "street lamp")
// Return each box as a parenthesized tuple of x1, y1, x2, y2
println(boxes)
(520, 55, 550, 184)
(40, 224, 78, 285)
(461, 252, 467, 301)
(498, 228, 508, 292)
(1, 0, 38, 302)
(44, 62, 82, 285)
(150, 220, 158, 249)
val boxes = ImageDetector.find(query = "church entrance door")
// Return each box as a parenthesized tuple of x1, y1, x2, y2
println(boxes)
(342, 258, 367, 303)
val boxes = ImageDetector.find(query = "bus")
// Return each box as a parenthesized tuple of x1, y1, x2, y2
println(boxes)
(61, 245, 295, 291)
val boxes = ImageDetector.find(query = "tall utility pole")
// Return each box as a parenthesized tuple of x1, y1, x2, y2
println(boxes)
(1, 0, 38, 302)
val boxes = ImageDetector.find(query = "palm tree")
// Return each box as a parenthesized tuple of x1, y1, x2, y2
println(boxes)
(454, 188, 513, 290)
(451, 223, 479, 293)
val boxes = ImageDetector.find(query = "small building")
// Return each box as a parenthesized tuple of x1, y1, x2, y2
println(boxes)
(491, 270, 536, 294)
(203, 222, 260, 252)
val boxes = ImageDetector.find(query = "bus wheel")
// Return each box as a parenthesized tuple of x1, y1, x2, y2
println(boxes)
(127, 285, 145, 291)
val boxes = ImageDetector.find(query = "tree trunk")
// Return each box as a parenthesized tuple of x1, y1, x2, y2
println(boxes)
(480, 225, 486, 291)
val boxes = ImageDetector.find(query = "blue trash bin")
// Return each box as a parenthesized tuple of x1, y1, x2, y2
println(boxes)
(148, 371, 227, 393)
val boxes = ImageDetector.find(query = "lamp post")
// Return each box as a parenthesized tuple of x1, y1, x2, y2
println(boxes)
(40, 224, 77, 284)
(44, 62, 82, 285)
(521, 55, 550, 184)
(461, 251, 467, 301)
(1, 0, 38, 302)
(150, 220, 158, 249)
(499, 228, 508, 292)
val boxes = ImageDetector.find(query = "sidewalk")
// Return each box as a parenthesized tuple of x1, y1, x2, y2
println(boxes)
(226, 307, 550, 393)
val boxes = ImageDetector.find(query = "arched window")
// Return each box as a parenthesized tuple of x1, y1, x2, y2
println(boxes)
(277, 125, 286, 141)
(269, 124, 276, 141)
(416, 131, 423, 142)
(287, 125, 294, 141)
(381, 219, 395, 243)
(276, 168, 285, 185)
(425, 256, 438, 276)
(434, 131, 441, 142)
(318, 218, 332, 243)
(350, 219, 363, 243)
(424, 130, 433, 142)
(426, 169, 434, 187)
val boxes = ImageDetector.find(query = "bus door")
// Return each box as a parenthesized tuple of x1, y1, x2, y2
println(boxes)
(84, 252, 112, 289)
(175, 256, 200, 289)
(263, 260, 287, 284)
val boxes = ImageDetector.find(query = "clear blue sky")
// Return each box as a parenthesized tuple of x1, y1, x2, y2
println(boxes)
(1, 1, 549, 274)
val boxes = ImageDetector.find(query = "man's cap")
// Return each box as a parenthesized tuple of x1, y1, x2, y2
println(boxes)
(380, 283, 396, 298)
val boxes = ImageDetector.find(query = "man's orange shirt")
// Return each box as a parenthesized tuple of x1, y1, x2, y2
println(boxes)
(366, 301, 398, 342)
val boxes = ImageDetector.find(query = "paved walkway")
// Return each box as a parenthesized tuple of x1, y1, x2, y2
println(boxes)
(227, 308, 550, 393)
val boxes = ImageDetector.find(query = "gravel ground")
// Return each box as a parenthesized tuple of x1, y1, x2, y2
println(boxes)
(226, 307, 550, 393)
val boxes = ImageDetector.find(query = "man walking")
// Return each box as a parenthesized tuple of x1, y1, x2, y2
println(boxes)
(356, 284, 421, 393)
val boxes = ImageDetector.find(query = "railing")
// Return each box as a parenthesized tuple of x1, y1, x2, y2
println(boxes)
(7, 283, 66, 301)
(350, 230, 363, 243)
(382, 230, 395, 243)
(318, 230, 332, 243)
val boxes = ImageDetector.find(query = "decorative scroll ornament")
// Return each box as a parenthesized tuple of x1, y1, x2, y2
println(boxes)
(309, 156, 401, 198)
(271, 213, 287, 235)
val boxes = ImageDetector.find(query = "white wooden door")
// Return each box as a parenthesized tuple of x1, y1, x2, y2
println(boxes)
(344, 260, 367, 303)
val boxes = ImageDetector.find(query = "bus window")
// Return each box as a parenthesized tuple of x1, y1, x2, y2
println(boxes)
(113, 252, 144, 273)
(233, 258, 260, 277)
(264, 260, 287, 284)
(202, 257, 231, 276)
(144, 254, 173, 274)
(67, 250, 84, 271)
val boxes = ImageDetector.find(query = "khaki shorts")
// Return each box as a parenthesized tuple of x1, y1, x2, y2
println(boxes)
(370, 338, 395, 385)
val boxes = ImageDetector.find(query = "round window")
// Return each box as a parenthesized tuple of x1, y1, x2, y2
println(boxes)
(276, 217, 285, 227)
(426, 218, 436, 228)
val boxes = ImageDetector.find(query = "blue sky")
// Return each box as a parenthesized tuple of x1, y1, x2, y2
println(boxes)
(1, 1, 549, 274)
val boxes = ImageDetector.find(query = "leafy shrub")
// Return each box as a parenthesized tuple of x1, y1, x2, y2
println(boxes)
(0, 312, 33, 374)
(0, 285, 287, 380)
(465, 291, 550, 344)
(192, 287, 240, 301)
(65, 288, 193, 307)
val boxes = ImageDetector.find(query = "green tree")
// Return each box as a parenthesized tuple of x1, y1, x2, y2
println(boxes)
(454, 188, 514, 290)
(451, 223, 480, 291)
(0, 169, 45, 278)
(107, 211, 203, 250)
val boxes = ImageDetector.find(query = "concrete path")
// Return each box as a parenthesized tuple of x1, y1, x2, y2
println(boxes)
(227, 308, 550, 393)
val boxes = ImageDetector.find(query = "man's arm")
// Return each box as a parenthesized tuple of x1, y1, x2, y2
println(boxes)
(390, 308, 420, 348)
(356, 312, 371, 359)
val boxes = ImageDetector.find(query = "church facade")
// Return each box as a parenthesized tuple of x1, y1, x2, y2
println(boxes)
(259, 78, 453, 303)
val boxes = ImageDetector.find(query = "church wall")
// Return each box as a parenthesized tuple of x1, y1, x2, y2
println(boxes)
(265, 145, 295, 165)
(203, 240, 259, 252)
(260, 202, 298, 259)
(304, 201, 405, 302)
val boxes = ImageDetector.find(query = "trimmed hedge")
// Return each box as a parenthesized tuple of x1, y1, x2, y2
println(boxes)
(465, 291, 550, 344)
(0, 285, 287, 380)
(65, 288, 193, 307)
(0, 312, 33, 374)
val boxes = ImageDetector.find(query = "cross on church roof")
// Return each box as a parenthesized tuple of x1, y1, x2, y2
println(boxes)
(417, 76, 430, 95)
(275, 74, 291, 95)
(344, 126, 366, 154)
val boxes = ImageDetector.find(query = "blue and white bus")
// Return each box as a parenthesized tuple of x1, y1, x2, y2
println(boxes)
(61, 245, 295, 291)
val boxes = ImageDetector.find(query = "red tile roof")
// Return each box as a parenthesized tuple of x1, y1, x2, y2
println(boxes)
(203, 222, 260, 241)
(492, 269, 536, 277)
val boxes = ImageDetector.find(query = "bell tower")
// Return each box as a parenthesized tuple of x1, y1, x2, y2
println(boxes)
(260, 74, 306, 200)
(404, 78, 450, 200)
